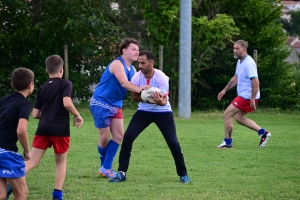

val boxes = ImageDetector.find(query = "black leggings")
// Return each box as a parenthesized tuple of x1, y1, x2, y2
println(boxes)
(118, 110, 187, 176)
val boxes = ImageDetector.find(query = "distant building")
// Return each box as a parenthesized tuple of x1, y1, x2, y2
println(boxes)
(281, 1, 300, 64)
(281, 1, 300, 10)
(285, 37, 300, 64)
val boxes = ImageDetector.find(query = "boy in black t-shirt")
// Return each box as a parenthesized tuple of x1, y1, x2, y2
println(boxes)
(0, 68, 34, 200)
(25, 55, 83, 200)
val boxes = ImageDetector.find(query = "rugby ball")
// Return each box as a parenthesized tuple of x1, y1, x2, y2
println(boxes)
(141, 87, 162, 103)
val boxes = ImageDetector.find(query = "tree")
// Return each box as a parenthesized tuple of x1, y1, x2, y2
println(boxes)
(115, 0, 297, 110)
(282, 10, 300, 37)
(0, 0, 120, 101)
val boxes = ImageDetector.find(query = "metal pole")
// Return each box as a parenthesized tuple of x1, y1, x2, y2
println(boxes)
(253, 49, 257, 64)
(178, 0, 192, 118)
(159, 45, 163, 71)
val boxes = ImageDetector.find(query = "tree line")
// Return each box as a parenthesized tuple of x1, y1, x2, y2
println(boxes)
(1, 0, 299, 110)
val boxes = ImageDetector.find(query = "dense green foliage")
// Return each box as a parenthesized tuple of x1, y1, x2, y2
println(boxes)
(1, 0, 299, 110)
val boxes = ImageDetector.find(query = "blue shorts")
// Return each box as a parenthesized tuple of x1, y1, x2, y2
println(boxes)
(0, 148, 25, 178)
(89, 98, 122, 128)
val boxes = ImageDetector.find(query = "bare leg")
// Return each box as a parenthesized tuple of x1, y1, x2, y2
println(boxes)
(25, 147, 46, 173)
(54, 153, 67, 190)
(235, 111, 261, 131)
(98, 127, 111, 148)
(110, 118, 124, 144)
(7, 177, 28, 200)
(223, 104, 241, 138)
(0, 178, 7, 199)
(101, 118, 124, 170)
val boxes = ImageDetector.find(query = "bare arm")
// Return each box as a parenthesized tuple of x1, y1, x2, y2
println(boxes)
(223, 75, 238, 92)
(17, 118, 30, 160)
(63, 97, 83, 128)
(251, 78, 259, 100)
(152, 92, 167, 106)
(132, 92, 142, 102)
(110, 60, 147, 93)
(250, 77, 260, 110)
(217, 75, 238, 101)
(32, 108, 41, 119)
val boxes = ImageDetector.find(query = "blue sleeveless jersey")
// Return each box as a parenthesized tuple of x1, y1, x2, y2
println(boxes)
(92, 57, 135, 108)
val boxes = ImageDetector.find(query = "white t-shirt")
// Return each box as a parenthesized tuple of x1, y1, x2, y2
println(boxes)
(235, 55, 260, 99)
(131, 69, 172, 112)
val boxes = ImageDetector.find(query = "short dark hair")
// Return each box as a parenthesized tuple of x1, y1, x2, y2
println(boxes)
(45, 55, 63, 74)
(139, 50, 155, 61)
(235, 40, 248, 49)
(11, 68, 34, 91)
(119, 38, 139, 55)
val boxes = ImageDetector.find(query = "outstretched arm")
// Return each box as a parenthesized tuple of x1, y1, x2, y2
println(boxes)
(110, 60, 147, 93)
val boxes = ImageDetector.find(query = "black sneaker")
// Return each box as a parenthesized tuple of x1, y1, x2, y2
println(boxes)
(109, 171, 126, 183)
(218, 141, 233, 148)
(259, 131, 271, 148)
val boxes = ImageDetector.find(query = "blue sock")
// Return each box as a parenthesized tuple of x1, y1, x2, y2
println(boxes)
(52, 189, 63, 199)
(258, 128, 265, 136)
(224, 138, 232, 146)
(103, 140, 119, 169)
(97, 145, 107, 167)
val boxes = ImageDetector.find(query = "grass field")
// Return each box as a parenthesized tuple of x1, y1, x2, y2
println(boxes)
(14, 108, 300, 200)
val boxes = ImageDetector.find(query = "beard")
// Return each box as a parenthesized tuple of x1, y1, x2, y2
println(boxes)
(234, 54, 242, 59)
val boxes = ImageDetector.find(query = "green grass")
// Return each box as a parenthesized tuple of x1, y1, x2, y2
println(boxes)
(17, 109, 300, 199)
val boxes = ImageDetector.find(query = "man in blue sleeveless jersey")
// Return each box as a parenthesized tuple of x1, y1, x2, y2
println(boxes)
(217, 40, 271, 148)
(109, 50, 190, 183)
(0, 68, 34, 200)
(90, 38, 148, 178)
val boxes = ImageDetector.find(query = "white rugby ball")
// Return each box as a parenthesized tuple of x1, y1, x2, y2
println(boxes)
(141, 87, 162, 103)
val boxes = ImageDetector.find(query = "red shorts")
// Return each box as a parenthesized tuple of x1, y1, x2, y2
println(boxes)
(113, 108, 123, 119)
(231, 96, 259, 113)
(32, 135, 70, 154)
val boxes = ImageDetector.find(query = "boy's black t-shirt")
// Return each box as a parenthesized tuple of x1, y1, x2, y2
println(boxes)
(34, 78, 73, 136)
(0, 92, 32, 152)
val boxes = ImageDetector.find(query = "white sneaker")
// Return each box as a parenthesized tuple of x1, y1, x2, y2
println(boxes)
(259, 131, 271, 148)
(218, 141, 233, 148)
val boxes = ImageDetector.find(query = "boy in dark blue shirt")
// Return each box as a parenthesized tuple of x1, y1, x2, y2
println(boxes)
(0, 68, 35, 200)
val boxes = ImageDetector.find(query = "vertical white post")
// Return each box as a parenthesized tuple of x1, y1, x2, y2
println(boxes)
(178, 0, 192, 118)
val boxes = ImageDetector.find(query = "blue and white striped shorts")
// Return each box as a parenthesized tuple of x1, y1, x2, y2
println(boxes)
(0, 148, 25, 178)
(89, 98, 120, 128)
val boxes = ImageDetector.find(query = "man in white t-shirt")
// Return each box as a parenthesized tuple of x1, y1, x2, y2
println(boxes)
(217, 40, 271, 148)
(109, 50, 190, 184)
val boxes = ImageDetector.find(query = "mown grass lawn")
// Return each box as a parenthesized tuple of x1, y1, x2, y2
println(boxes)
(18, 109, 300, 200)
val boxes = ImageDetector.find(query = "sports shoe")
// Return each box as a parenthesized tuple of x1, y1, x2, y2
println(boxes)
(218, 141, 233, 148)
(99, 166, 116, 179)
(6, 182, 12, 200)
(52, 198, 63, 200)
(109, 171, 127, 183)
(180, 175, 190, 184)
(98, 169, 106, 178)
(259, 131, 271, 148)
